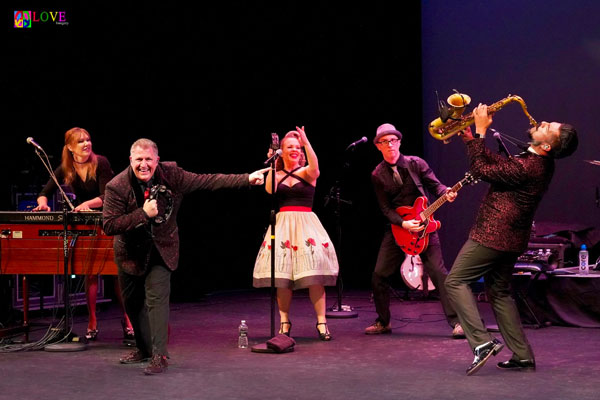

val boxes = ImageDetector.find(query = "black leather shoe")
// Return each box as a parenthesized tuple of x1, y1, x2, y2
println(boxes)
(497, 358, 536, 371)
(466, 339, 504, 376)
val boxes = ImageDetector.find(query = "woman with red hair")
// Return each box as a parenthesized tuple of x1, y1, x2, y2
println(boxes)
(34, 127, 133, 342)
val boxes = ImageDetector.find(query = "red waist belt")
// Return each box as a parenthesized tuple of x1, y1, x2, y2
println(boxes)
(279, 206, 312, 212)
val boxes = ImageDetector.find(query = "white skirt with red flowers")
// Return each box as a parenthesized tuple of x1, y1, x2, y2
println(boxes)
(253, 210, 339, 289)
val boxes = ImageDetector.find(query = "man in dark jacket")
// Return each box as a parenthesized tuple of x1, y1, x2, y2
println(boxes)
(365, 123, 463, 338)
(446, 104, 578, 376)
(103, 138, 268, 375)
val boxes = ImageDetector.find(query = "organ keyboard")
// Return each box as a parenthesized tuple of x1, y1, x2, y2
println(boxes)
(0, 211, 118, 340)
(0, 211, 117, 275)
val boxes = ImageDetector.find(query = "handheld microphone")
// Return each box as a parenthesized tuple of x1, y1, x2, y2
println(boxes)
(270, 133, 280, 150)
(345, 136, 368, 150)
(264, 149, 282, 166)
(26, 137, 43, 151)
(491, 129, 512, 158)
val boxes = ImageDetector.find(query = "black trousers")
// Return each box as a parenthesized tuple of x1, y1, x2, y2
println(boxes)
(119, 262, 171, 357)
(445, 239, 534, 360)
(371, 230, 458, 327)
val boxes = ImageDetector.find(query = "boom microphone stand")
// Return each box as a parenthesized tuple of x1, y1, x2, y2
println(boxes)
(324, 180, 357, 318)
(324, 140, 364, 319)
(27, 137, 85, 351)
(44, 198, 86, 351)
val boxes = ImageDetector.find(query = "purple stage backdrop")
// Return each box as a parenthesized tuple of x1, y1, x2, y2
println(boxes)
(421, 0, 600, 266)
(3, 2, 598, 292)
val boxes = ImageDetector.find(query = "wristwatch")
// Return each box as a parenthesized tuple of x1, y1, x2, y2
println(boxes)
(473, 132, 485, 139)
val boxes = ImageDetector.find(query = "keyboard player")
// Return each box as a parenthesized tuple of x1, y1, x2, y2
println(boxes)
(31, 127, 134, 343)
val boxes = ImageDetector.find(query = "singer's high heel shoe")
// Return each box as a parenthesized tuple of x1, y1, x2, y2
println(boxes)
(279, 321, 292, 337)
(316, 322, 332, 341)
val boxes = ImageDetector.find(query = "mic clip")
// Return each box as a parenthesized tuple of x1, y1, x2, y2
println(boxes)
(264, 149, 282, 166)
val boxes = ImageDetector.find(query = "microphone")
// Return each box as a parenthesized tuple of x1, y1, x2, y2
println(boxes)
(26, 137, 43, 151)
(270, 133, 280, 150)
(345, 136, 368, 150)
(491, 129, 512, 158)
(436, 90, 452, 123)
(264, 149, 282, 166)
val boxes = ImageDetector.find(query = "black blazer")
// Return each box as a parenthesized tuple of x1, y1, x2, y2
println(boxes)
(103, 161, 249, 275)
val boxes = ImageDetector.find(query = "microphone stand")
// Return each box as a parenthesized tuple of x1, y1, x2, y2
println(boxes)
(45, 199, 85, 351)
(324, 149, 358, 319)
(252, 153, 282, 353)
(29, 141, 84, 351)
(268, 166, 277, 338)
(33, 147, 75, 212)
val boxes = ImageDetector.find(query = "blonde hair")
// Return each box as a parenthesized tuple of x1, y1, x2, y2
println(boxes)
(61, 127, 97, 185)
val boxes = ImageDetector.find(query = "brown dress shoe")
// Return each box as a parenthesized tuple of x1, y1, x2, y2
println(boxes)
(364, 321, 392, 335)
(144, 354, 168, 375)
(119, 349, 150, 364)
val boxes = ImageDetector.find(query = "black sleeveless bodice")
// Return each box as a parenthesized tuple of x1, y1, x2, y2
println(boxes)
(276, 168, 315, 208)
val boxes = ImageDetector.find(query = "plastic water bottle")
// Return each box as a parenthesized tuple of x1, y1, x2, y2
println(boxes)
(238, 320, 248, 348)
(579, 245, 589, 275)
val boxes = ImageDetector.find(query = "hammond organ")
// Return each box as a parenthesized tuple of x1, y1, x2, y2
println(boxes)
(0, 211, 117, 276)
(0, 211, 117, 340)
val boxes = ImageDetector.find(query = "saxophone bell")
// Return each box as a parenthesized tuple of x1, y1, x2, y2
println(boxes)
(436, 91, 471, 123)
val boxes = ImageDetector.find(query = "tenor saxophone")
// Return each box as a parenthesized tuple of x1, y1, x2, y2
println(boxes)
(428, 94, 537, 143)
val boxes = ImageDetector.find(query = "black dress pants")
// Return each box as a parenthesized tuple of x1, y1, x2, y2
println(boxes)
(119, 261, 171, 357)
(372, 229, 458, 327)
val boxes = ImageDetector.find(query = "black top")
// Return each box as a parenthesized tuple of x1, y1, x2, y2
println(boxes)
(39, 155, 114, 209)
(383, 162, 421, 209)
(276, 168, 315, 209)
(371, 154, 447, 226)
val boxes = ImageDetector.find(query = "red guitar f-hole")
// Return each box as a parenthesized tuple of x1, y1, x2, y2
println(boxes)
(391, 197, 440, 255)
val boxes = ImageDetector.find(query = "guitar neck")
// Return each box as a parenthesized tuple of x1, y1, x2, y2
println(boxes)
(422, 180, 464, 219)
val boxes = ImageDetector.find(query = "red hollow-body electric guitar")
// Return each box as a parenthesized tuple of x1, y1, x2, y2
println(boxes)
(391, 172, 476, 255)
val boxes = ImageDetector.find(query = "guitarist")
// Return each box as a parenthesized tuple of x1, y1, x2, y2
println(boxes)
(364, 123, 464, 338)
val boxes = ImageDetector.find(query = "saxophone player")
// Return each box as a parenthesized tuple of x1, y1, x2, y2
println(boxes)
(445, 103, 578, 375)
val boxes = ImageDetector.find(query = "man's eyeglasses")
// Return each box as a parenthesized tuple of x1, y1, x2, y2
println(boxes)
(377, 138, 400, 146)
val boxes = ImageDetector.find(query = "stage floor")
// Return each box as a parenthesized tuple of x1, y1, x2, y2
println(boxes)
(0, 289, 598, 400)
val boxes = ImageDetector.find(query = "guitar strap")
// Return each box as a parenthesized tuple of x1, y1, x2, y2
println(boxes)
(405, 158, 427, 198)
